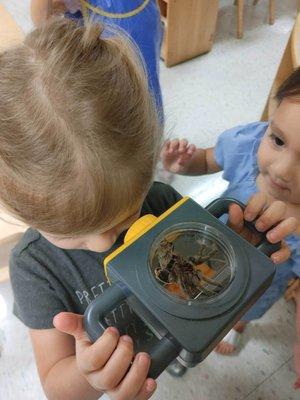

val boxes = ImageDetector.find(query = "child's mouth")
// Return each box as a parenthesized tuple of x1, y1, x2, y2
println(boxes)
(268, 175, 289, 192)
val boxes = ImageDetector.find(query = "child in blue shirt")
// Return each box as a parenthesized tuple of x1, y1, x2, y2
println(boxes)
(161, 68, 300, 388)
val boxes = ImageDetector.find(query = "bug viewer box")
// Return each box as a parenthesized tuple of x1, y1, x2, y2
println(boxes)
(84, 196, 279, 378)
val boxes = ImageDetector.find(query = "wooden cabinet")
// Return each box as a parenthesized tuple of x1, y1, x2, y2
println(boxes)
(157, 0, 219, 67)
(261, 13, 300, 121)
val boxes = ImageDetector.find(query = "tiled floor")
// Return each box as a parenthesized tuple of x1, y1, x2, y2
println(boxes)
(0, 0, 300, 399)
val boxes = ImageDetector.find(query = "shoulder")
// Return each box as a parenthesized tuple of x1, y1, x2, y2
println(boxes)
(214, 122, 268, 180)
(10, 227, 53, 272)
(142, 182, 182, 217)
(10, 227, 63, 283)
(9, 228, 68, 329)
(11, 228, 41, 257)
(216, 121, 268, 152)
(10, 228, 43, 280)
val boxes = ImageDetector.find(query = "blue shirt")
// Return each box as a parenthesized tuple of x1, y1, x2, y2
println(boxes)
(214, 122, 300, 320)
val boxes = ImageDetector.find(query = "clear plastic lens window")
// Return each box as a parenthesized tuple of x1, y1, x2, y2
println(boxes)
(149, 223, 236, 301)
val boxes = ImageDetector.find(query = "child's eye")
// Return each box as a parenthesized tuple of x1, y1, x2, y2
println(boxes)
(270, 133, 285, 147)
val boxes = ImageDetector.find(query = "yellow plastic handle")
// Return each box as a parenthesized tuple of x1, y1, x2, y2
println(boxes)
(124, 214, 157, 243)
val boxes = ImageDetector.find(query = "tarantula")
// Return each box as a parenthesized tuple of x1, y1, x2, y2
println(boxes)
(154, 238, 226, 299)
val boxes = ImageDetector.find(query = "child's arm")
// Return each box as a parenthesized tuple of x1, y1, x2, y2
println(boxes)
(31, 1, 66, 26)
(31, 0, 53, 26)
(30, 313, 156, 400)
(294, 286, 300, 389)
(286, 280, 300, 389)
(30, 327, 102, 400)
(161, 139, 221, 175)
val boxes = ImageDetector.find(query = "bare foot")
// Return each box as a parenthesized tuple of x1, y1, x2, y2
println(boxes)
(294, 377, 300, 390)
(294, 342, 300, 389)
(215, 321, 248, 355)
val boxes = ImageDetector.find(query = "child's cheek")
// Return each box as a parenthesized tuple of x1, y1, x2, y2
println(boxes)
(256, 142, 266, 173)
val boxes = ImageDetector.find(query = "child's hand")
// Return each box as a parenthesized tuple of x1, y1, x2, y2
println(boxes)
(160, 139, 196, 174)
(227, 192, 298, 264)
(285, 278, 300, 302)
(53, 312, 156, 400)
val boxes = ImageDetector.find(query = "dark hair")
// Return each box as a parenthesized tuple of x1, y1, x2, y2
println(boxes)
(276, 67, 300, 102)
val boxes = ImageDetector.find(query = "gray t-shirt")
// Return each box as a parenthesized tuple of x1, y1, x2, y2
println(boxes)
(10, 182, 181, 350)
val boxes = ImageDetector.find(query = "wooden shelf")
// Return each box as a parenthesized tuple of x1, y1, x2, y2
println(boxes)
(158, 0, 219, 67)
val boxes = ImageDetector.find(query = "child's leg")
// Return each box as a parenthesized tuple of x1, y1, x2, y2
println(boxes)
(215, 320, 248, 355)
(293, 286, 300, 389)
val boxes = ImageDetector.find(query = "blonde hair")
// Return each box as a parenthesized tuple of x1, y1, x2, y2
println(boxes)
(0, 17, 162, 235)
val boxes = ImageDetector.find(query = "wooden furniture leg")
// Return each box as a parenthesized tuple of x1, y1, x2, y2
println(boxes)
(253, 0, 275, 25)
(159, 0, 219, 67)
(261, 35, 292, 120)
(237, 0, 244, 39)
(261, 13, 300, 121)
(269, 0, 275, 25)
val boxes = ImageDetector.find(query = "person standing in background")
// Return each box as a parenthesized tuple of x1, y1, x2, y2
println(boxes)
(30, 0, 163, 114)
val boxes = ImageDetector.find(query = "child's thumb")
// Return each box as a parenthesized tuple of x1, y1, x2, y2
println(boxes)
(53, 312, 90, 345)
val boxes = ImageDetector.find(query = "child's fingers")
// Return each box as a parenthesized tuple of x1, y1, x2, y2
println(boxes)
(285, 280, 296, 297)
(244, 192, 268, 221)
(88, 335, 135, 391)
(53, 312, 121, 376)
(53, 312, 90, 347)
(178, 139, 188, 154)
(78, 327, 120, 374)
(177, 150, 195, 167)
(177, 155, 187, 166)
(168, 139, 180, 154)
(270, 241, 291, 264)
(266, 217, 298, 243)
(285, 279, 300, 301)
(227, 203, 245, 234)
(287, 278, 297, 287)
(135, 378, 157, 400)
(160, 140, 170, 156)
(285, 287, 297, 301)
(254, 201, 287, 232)
(111, 352, 154, 400)
(187, 144, 196, 155)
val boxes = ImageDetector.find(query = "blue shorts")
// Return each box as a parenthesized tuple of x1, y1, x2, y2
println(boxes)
(242, 260, 295, 321)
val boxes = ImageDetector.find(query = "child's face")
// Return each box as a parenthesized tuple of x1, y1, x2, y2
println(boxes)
(40, 208, 141, 252)
(257, 98, 300, 204)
